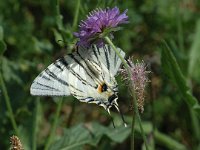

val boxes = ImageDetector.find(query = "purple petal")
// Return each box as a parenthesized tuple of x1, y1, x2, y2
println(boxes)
(74, 7, 128, 48)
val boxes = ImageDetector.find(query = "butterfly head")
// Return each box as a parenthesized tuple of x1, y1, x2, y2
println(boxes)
(96, 82, 119, 111)
(96, 82, 127, 127)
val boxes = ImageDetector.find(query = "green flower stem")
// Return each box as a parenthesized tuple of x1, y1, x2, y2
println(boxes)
(131, 110, 135, 150)
(55, 0, 67, 45)
(44, 98, 63, 150)
(55, 0, 61, 30)
(0, 64, 19, 136)
(32, 98, 40, 150)
(72, 0, 81, 31)
(176, 0, 184, 53)
(104, 36, 149, 150)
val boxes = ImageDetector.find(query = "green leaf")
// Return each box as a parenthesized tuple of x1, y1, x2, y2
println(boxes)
(0, 26, 3, 40)
(154, 130, 187, 150)
(2, 57, 23, 84)
(161, 42, 200, 114)
(0, 41, 6, 55)
(106, 125, 130, 143)
(134, 122, 187, 150)
(188, 19, 200, 83)
(49, 122, 130, 150)
(0, 26, 6, 55)
(49, 123, 101, 150)
(49, 120, 187, 150)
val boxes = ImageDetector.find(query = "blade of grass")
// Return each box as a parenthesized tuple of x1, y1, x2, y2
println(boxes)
(161, 41, 200, 142)
(161, 41, 200, 113)
(72, 0, 81, 31)
(44, 98, 63, 150)
(0, 69, 19, 136)
(0, 26, 19, 136)
(32, 98, 40, 150)
(176, 0, 184, 53)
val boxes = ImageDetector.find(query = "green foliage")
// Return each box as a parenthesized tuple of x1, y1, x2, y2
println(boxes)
(0, 26, 6, 55)
(49, 122, 130, 150)
(161, 42, 200, 114)
(189, 19, 200, 83)
(0, 0, 200, 149)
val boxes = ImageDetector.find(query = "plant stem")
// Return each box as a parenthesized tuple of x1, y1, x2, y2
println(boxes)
(67, 99, 76, 127)
(44, 98, 63, 150)
(72, 0, 80, 31)
(32, 98, 40, 150)
(55, 0, 67, 46)
(104, 36, 149, 150)
(131, 110, 135, 150)
(176, 0, 184, 53)
(55, 0, 63, 31)
(0, 62, 19, 136)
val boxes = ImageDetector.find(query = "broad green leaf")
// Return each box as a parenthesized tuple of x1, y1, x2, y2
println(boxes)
(188, 19, 200, 83)
(49, 121, 187, 150)
(161, 42, 200, 114)
(49, 122, 130, 150)
(49, 123, 102, 150)
(106, 125, 130, 143)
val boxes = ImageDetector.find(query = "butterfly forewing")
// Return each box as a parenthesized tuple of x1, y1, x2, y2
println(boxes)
(30, 59, 71, 96)
(30, 44, 125, 106)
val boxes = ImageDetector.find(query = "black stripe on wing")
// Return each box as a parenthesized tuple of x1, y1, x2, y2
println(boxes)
(79, 97, 95, 103)
(70, 92, 84, 98)
(76, 50, 102, 81)
(53, 61, 64, 71)
(39, 74, 51, 81)
(114, 50, 117, 68)
(32, 82, 60, 91)
(69, 83, 84, 93)
(58, 57, 96, 88)
(91, 45, 105, 80)
(69, 53, 96, 81)
(103, 46, 110, 71)
(45, 68, 69, 86)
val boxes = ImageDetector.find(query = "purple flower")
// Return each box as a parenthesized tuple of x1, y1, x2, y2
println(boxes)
(121, 58, 150, 113)
(74, 7, 128, 48)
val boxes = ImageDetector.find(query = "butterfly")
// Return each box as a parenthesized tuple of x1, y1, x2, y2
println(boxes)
(30, 44, 126, 126)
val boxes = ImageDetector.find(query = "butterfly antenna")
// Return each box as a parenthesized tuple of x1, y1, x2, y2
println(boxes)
(114, 104, 127, 127)
(107, 108, 116, 128)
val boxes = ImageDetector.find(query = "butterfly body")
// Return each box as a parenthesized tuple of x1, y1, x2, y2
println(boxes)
(31, 45, 125, 112)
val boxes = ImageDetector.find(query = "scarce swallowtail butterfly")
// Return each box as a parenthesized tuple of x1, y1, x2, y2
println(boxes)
(30, 44, 126, 127)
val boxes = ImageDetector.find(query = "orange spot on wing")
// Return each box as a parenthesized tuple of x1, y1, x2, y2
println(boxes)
(97, 84, 102, 93)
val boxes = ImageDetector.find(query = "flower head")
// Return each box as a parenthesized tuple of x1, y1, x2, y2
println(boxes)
(121, 58, 150, 113)
(74, 7, 128, 48)
(10, 135, 24, 150)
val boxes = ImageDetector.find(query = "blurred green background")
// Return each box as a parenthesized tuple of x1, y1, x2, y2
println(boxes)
(0, 0, 200, 149)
